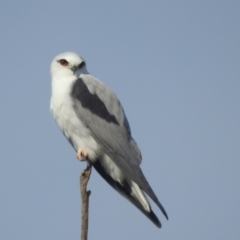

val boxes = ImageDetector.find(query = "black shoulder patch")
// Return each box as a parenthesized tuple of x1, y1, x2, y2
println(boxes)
(71, 78, 119, 125)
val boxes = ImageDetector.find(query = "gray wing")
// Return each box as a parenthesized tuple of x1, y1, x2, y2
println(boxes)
(71, 74, 168, 219)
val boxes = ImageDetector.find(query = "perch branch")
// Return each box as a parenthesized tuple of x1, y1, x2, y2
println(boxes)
(80, 161, 92, 240)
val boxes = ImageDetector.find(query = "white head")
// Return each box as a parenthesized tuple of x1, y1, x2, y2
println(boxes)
(50, 52, 87, 79)
(50, 52, 89, 100)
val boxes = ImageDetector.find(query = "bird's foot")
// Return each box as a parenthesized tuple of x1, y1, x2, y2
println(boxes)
(76, 149, 88, 161)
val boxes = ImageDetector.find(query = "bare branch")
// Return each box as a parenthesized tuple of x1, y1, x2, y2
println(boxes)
(80, 161, 92, 240)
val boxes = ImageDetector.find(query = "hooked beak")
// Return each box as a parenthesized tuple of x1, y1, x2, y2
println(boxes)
(70, 61, 86, 74)
(70, 65, 78, 74)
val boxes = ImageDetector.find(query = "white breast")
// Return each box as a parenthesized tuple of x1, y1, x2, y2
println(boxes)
(50, 76, 102, 162)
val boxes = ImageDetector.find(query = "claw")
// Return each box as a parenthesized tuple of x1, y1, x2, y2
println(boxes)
(76, 149, 88, 161)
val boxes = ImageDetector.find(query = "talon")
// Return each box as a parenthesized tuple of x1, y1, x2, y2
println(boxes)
(76, 149, 88, 161)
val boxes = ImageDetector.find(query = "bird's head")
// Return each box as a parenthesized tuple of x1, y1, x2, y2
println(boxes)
(51, 52, 87, 79)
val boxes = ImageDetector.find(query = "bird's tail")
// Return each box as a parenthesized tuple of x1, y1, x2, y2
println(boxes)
(93, 161, 162, 228)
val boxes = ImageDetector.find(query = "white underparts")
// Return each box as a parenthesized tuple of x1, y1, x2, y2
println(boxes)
(101, 155, 125, 183)
(50, 74, 101, 161)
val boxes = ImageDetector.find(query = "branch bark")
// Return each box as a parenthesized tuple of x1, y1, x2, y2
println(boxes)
(80, 162, 92, 240)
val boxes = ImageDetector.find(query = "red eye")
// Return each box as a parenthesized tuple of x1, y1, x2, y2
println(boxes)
(59, 59, 68, 66)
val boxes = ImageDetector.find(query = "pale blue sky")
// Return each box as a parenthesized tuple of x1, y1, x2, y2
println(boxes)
(0, 1, 239, 239)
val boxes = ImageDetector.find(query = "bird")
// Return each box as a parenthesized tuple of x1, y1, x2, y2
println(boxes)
(50, 52, 168, 228)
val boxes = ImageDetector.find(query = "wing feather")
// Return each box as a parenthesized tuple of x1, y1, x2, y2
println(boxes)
(71, 75, 168, 219)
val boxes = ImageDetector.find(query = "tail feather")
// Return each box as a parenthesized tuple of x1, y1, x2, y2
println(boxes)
(93, 160, 162, 228)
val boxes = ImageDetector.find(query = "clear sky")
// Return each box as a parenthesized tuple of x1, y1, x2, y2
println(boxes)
(0, 1, 239, 239)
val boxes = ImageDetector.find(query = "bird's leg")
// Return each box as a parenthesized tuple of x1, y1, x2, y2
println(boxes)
(76, 149, 88, 161)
